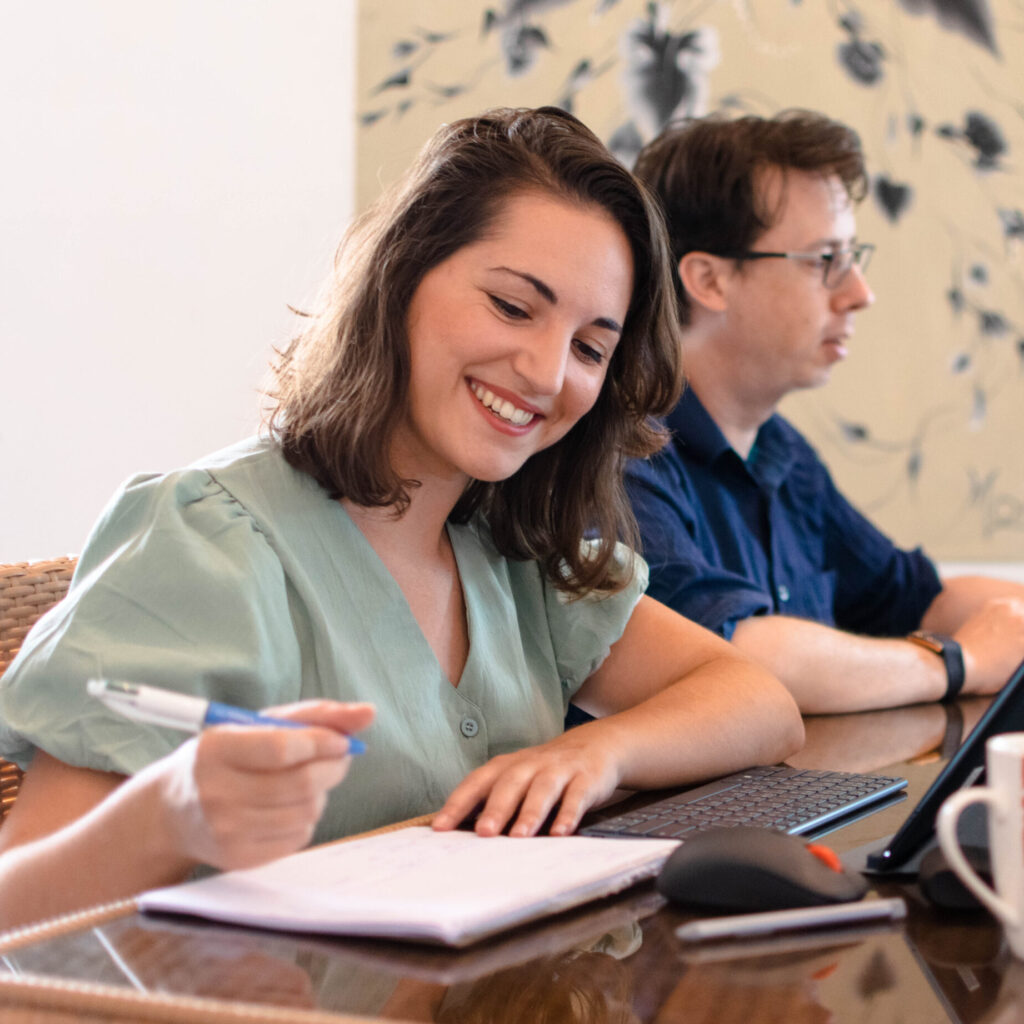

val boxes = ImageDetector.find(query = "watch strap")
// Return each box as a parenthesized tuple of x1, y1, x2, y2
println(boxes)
(908, 631, 965, 702)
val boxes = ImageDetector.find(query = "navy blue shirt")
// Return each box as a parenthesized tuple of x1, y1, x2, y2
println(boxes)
(625, 389, 942, 640)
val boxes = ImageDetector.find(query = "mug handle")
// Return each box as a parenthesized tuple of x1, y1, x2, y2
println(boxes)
(937, 788, 1018, 925)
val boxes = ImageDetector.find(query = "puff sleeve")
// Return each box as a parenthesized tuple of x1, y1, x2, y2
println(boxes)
(0, 467, 303, 775)
(541, 542, 649, 702)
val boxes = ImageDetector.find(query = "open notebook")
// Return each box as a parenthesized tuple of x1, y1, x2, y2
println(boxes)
(138, 827, 679, 947)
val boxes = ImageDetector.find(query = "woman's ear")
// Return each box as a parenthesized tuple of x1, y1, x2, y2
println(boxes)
(677, 252, 730, 314)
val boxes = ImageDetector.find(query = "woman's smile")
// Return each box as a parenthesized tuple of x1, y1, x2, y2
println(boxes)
(468, 378, 540, 429)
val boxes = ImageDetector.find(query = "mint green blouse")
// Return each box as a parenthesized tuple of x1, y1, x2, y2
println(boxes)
(0, 438, 646, 841)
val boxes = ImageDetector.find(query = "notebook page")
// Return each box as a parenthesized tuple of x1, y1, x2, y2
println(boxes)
(139, 827, 679, 946)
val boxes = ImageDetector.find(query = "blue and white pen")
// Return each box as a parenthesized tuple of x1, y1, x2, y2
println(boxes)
(86, 680, 366, 755)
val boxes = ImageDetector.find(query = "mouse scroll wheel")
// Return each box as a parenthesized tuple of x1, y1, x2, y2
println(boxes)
(805, 843, 843, 873)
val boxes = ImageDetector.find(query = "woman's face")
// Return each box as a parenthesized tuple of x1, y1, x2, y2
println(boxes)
(398, 191, 634, 489)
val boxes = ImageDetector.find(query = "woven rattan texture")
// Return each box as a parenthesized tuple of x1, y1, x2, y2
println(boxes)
(0, 558, 77, 822)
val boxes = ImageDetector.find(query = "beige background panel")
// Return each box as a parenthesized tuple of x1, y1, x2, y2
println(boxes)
(357, 0, 1023, 560)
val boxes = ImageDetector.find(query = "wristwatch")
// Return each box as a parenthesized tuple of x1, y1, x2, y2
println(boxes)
(908, 631, 965, 702)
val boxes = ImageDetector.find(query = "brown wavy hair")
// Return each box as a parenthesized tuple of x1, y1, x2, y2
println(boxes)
(267, 106, 682, 595)
(633, 109, 868, 323)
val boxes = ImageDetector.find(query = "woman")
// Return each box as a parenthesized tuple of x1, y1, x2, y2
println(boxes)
(0, 107, 802, 927)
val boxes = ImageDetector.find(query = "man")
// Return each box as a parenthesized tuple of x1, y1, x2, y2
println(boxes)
(627, 110, 1024, 713)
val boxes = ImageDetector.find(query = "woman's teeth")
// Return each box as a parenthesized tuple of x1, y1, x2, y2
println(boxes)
(470, 382, 534, 426)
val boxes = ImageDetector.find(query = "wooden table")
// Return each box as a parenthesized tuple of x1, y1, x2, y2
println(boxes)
(0, 698, 1015, 1023)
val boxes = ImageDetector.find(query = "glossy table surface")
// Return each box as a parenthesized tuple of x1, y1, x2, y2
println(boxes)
(0, 697, 1019, 1024)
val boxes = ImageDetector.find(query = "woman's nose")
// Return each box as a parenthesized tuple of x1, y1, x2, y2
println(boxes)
(513, 329, 571, 396)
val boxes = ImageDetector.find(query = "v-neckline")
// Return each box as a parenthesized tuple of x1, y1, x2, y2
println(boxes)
(336, 504, 475, 690)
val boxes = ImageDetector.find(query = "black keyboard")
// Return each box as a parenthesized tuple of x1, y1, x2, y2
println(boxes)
(580, 765, 907, 840)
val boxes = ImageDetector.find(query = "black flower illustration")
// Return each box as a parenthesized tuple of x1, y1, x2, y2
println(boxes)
(873, 176, 913, 222)
(838, 419, 871, 442)
(979, 310, 1009, 336)
(897, 0, 997, 54)
(998, 209, 1024, 240)
(964, 111, 1006, 169)
(621, 6, 719, 138)
(838, 38, 885, 84)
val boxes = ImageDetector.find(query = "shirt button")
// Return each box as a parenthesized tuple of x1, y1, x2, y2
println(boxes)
(460, 716, 480, 738)
(777, 584, 790, 603)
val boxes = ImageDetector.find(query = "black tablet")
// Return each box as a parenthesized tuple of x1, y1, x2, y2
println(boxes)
(864, 657, 1024, 874)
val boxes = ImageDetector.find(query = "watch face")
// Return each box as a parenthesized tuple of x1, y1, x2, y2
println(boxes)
(910, 632, 944, 654)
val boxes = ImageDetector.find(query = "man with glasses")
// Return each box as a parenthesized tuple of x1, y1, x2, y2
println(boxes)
(624, 109, 1024, 714)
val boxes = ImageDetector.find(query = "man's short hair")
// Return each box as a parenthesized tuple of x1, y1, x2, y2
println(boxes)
(633, 110, 868, 321)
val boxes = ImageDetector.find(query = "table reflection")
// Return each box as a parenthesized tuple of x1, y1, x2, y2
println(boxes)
(0, 696, 1014, 1023)
(792, 697, 991, 774)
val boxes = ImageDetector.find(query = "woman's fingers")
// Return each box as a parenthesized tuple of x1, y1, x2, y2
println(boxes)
(473, 760, 556, 836)
(199, 722, 348, 774)
(432, 738, 621, 838)
(502, 764, 606, 837)
(159, 700, 376, 871)
(547, 772, 600, 836)
(430, 762, 503, 833)
(262, 700, 376, 756)
(195, 747, 350, 812)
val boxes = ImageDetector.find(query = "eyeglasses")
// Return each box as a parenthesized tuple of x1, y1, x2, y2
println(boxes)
(714, 243, 874, 288)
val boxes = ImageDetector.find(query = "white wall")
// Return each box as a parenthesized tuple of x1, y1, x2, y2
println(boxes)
(1, 1, 356, 562)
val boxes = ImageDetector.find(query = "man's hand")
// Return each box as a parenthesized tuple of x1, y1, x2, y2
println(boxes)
(954, 597, 1024, 695)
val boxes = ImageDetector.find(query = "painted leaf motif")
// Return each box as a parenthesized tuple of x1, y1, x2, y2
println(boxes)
(897, 0, 997, 53)
(873, 176, 913, 221)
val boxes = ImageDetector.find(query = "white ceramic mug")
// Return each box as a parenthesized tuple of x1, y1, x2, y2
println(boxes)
(937, 732, 1024, 958)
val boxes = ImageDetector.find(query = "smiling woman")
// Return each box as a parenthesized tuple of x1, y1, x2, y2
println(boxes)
(0, 107, 802, 928)
(399, 192, 633, 489)
(270, 106, 680, 595)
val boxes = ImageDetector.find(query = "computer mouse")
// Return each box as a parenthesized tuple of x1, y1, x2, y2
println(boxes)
(656, 826, 869, 912)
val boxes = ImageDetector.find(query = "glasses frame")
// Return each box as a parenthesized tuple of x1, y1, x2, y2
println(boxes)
(714, 242, 875, 288)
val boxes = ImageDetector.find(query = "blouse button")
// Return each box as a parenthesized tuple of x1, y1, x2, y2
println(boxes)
(777, 584, 791, 603)
(460, 716, 480, 738)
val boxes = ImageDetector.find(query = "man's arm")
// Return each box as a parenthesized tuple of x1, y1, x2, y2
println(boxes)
(732, 575, 1024, 715)
(626, 440, 1024, 713)
(730, 615, 949, 713)
(625, 453, 942, 713)
(920, 576, 1024, 692)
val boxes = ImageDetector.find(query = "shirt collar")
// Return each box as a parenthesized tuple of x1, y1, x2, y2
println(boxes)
(666, 388, 799, 490)
(665, 388, 731, 462)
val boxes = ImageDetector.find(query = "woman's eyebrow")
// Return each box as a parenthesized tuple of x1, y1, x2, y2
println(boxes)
(492, 266, 557, 304)
(490, 266, 623, 334)
(593, 316, 623, 335)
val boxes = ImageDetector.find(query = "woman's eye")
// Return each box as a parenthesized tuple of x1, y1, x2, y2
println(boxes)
(573, 339, 605, 365)
(490, 295, 528, 319)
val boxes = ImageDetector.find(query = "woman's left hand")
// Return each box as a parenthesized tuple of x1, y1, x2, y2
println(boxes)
(430, 726, 625, 837)
(432, 595, 804, 839)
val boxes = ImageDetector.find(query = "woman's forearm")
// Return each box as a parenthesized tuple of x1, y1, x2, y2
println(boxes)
(0, 759, 194, 929)
(578, 653, 804, 792)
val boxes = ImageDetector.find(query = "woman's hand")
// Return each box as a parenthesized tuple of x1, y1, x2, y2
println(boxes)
(152, 700, 375, 870)
(431, 724, 626, 838)
(433, 596, 803, 841)
(0, 701, 375, 928)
